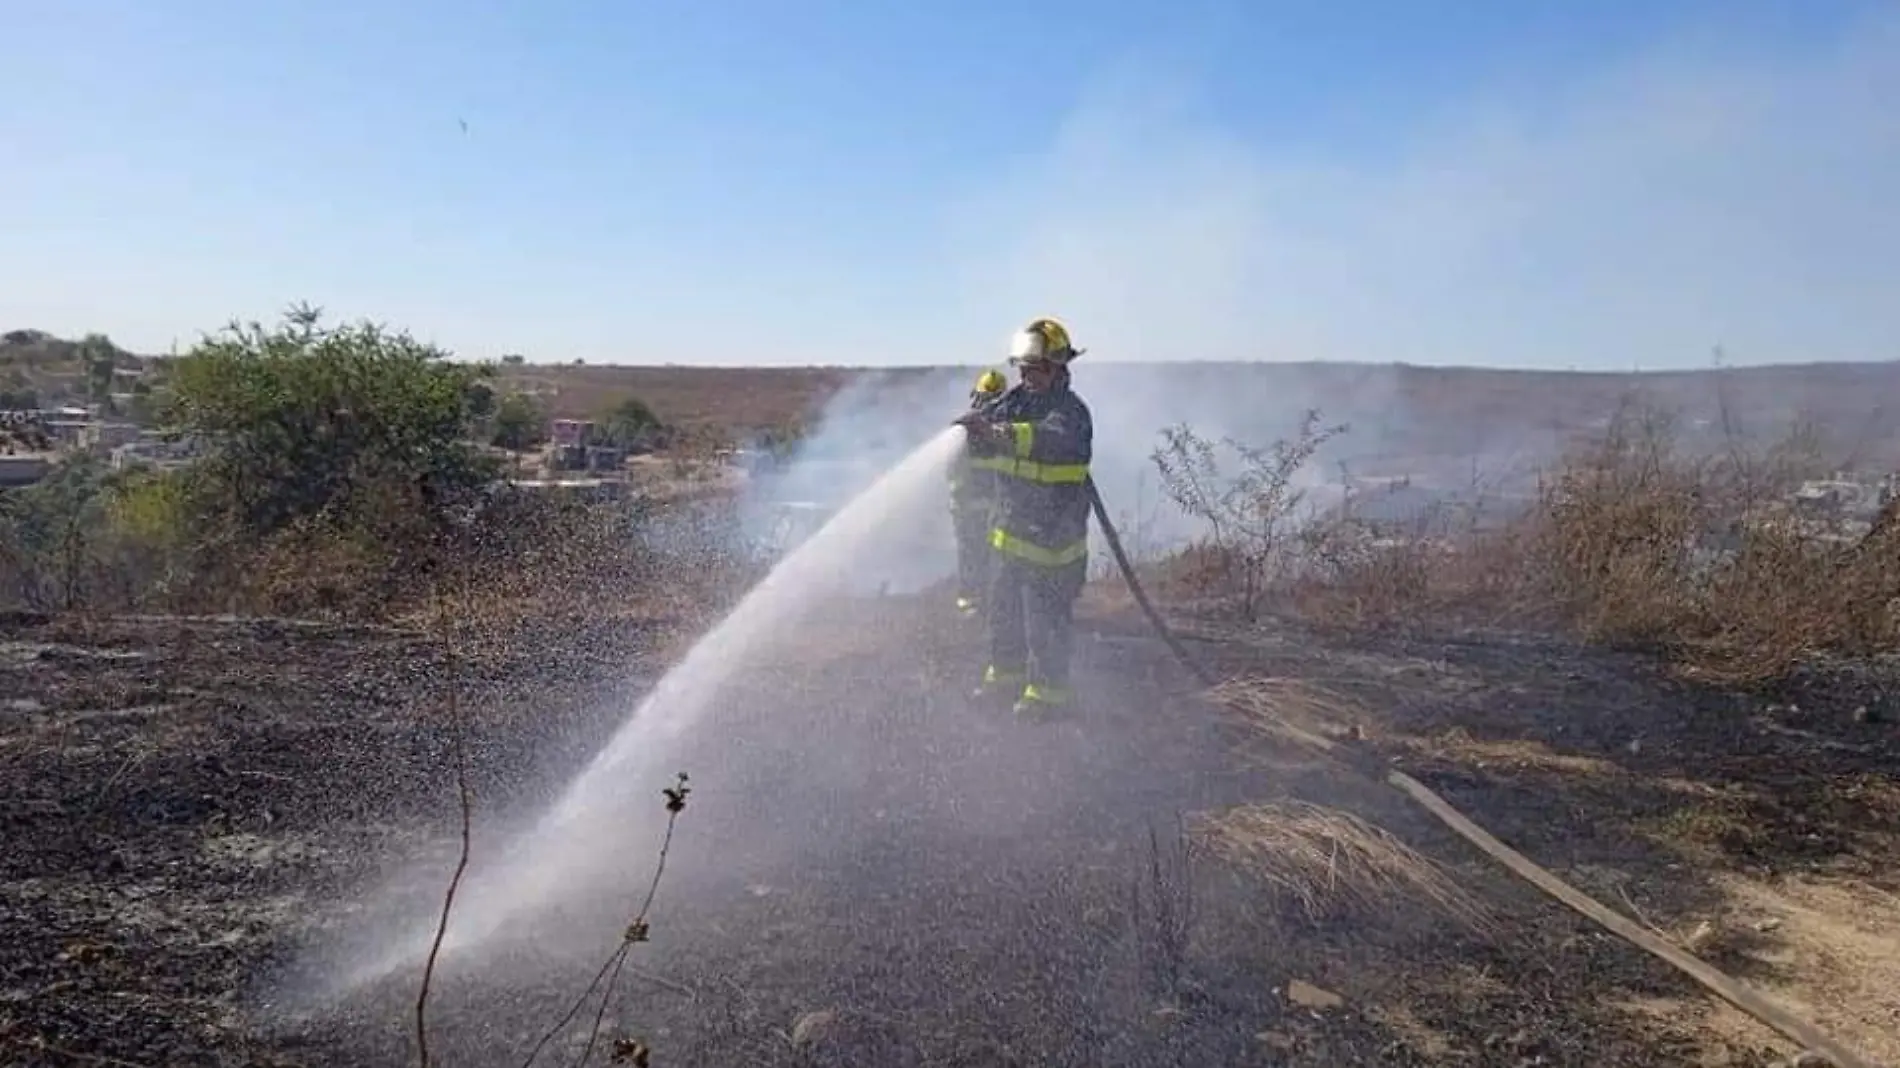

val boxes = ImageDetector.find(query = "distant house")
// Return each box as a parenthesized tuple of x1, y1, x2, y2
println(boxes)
(85, 422, 144, 451)
(110, 433, 204, 473)
(550, 419, 596, 448)
(45, 420, 90, 446)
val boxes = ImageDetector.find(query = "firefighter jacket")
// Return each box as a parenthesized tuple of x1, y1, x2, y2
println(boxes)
(969, 380, 1094, 568)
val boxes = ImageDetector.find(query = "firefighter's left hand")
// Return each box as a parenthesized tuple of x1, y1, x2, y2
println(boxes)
(957, 417, 1006, 449)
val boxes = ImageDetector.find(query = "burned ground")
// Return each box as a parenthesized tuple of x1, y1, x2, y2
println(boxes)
(1, 602, 1895, 1067)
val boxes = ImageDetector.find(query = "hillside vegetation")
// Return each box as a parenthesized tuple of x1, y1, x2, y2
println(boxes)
(0, 309, 749, 621)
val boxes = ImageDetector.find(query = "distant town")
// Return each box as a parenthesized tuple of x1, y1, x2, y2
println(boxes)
(0, 402, 204, 489)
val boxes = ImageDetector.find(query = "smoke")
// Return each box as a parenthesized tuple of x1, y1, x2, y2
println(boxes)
(733, 369, 976, 589)
(736, 358, 1385, 577)
(734, 9, 1900, 552)
(930, 9, 1900, 371)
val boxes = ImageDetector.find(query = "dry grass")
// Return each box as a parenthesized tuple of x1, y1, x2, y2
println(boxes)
(1261, 402, 1900, 688)
(1199, 676, 1491, 931)
(1291, 513, 1544, 632)
(1640, 802, 1778, 866)
(489, 363, 928, 443)
(1206, 675, 1367, 751)
(1519, 409, 1900, 686)
(1194, 800, 1491, 931)
(495, 364, 847, 433)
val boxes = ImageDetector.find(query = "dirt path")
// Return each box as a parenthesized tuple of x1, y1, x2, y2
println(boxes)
(1, 606, 1894, 1066)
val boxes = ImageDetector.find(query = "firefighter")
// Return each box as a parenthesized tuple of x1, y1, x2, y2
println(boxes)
(949, 368, 1009, 616)
(955, 318, 1093, 720)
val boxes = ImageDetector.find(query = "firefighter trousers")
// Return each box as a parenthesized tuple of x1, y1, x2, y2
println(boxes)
(985, 555, 1086, 703)
(952, 502, 994, 605)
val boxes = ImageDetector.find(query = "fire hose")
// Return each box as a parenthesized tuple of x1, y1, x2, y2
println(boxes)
(1083, 478, 1876, 1068)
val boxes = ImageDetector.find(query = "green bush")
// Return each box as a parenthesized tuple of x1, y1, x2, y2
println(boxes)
(161, 304, 499, 565)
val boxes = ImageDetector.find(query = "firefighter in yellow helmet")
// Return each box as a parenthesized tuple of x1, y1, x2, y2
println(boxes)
(954, 317, 1093, 720)
(948, 368, 1009, 615)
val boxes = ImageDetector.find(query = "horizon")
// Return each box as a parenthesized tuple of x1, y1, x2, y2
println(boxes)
(4, 1, 1896, 371)
(15, 328, 1900, 380)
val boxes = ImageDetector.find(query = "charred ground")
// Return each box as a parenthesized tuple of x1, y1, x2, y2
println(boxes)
(6, 318, 1900, 1066)
(2, 597, 1894, 1067)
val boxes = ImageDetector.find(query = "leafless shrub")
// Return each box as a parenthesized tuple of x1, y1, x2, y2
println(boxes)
(518, 772, 693, 1068)
(414, 577, 475, 1068)
(1150, 409, 1349, 620)
(1128, 817, 1198, 995)
(1291, 499, 1541, 631)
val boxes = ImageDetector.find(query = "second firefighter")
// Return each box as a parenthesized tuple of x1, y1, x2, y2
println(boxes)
(949, 368, 1008, 616)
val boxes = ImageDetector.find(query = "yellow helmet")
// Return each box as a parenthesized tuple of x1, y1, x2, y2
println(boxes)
(972, 368, 1006, 396)
(1007, 317, 1083, 366)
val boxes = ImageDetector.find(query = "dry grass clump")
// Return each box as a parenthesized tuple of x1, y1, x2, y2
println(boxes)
(1206, 675, 1366, 752)
(1195, 801, 1490, 931)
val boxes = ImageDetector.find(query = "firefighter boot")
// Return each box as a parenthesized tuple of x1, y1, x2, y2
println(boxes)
(1013, 682, 1076, 722)
(970, 664, 1024, 711)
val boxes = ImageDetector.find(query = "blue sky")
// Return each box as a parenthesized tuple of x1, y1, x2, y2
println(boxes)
(2, 0, 1895, 368)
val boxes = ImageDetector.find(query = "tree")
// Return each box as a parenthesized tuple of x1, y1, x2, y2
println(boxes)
(161, 305, 497, 549)
(600, 396, 662, 449)
(501, 353, 526, 366)
(125, 380, 156, 425)
(0, 453, 113, 610)
(80, 333, 121, 408)
(464, 379, 497, 425)
(490, 390, 546, 454)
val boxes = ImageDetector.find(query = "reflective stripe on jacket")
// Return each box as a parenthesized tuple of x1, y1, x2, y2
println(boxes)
(973, 381, 1093, 567)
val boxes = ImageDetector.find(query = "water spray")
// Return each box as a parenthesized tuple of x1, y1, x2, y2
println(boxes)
(328, 426, 969, 993)
(320, 403, 1869, 1068)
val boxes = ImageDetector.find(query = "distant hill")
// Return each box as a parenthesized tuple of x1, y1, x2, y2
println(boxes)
(499, 358, 1900, 469)
(12, 325, 1900, 469)
(0, 329, 148, 411)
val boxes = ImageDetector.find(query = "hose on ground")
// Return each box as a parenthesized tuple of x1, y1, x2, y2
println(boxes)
(1083, 477, 1874, 1068)
(1085, 478, 1216, 687)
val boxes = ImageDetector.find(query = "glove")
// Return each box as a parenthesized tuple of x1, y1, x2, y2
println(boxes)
(956, 416, 1009, 453)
